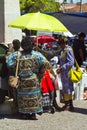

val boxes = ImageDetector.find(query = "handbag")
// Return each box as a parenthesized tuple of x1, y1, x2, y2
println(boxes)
(8, 52, 21, 88)
(70, 59, 82, 83)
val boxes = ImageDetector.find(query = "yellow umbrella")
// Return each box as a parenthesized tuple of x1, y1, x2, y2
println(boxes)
(8, 12, 68, 32)
(8, 12, 68, 46)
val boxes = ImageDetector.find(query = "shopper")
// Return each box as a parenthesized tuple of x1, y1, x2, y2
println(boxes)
(57, 37, 75, 111)
(7, 36, 55, 120)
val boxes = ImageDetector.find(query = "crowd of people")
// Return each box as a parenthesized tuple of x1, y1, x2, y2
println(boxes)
(0, 32, 86, 120)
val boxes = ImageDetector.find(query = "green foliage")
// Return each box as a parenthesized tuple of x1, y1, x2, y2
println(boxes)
(19, 0, 34, 13)
(19, 0, 61, 13)
(42, 1, 60, 12)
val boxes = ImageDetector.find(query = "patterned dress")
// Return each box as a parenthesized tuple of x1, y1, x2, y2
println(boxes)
(59, 46, 74, 94)
(7, 50, 53, 114)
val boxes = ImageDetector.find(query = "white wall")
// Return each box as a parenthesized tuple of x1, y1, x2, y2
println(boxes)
(0, 0, 22, 44)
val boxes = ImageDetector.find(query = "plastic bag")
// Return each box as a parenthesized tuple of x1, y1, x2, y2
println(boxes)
(55, 74, 62, 90)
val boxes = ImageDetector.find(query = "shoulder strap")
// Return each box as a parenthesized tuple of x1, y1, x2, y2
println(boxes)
(15, 51, 21, 77)
(70, 46, 80, 68)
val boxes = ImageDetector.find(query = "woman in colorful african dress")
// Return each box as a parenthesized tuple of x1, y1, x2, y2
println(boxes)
(7, 36, 54, 120)
(57, 37, 75, 111)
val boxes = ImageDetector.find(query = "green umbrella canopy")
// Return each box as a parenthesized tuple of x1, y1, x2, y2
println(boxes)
(8, 12, 68, 32)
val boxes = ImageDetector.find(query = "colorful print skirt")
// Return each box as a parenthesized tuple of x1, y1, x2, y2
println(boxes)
(17, 74, 43, 114)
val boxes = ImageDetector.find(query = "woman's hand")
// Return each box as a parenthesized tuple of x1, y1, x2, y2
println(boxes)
(56, 67, 62, 74)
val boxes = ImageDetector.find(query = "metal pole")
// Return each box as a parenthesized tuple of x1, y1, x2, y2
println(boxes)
(80, 0, 82, 12)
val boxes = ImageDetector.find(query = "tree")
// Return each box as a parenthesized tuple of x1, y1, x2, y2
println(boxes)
(19, 0, 34, 13)
(19, 0, 61, 13)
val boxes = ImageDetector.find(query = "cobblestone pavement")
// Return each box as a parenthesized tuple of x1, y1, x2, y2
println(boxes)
(0, 100, 87, 130)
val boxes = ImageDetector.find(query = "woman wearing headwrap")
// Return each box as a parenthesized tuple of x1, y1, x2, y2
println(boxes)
(57, 37, 75, 111)
(7, 36, 55, 120)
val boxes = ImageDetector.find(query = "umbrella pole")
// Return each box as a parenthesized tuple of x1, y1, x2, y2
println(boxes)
(36, 31, 38, 47)
(35, 31, 39, 51)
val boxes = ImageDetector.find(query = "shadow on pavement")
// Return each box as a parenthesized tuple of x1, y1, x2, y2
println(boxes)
(0, 113, 21, 120)
(0, 113, 38, 120)
(0, 107, 87, 120)
(73, 107, 87, 115)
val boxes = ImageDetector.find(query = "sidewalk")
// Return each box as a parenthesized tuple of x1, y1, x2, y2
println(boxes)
(0, 100, 87, 130)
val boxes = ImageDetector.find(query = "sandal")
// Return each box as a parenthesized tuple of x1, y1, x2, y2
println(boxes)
(29, 114, 38, 120)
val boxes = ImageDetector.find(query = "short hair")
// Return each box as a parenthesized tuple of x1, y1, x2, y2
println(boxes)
(21, 36, 34, 52)
(12, 39, 21, 51)
(78, 32, 86, 38)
